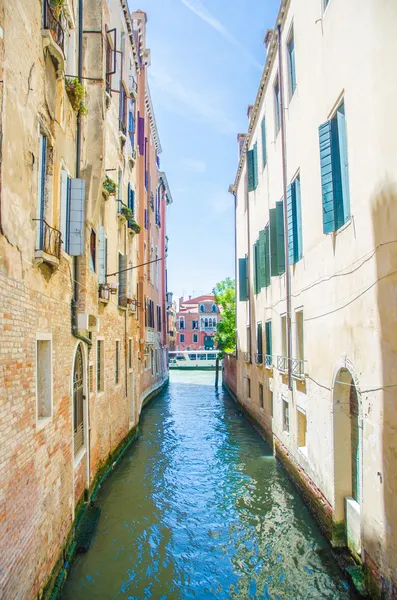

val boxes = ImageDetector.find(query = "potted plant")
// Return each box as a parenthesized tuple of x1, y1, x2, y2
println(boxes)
(127, 220, 142, 234)
(121, 206, 134, 220)
(65, 77, 88, 115)
(103, 175, 117, 195)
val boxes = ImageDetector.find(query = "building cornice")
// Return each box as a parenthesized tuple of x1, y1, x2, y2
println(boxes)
(120, 0, 140, 72)
(159, 171, 173, 204)
(145, 83, 162, 154)
(230, 0, 290, 193)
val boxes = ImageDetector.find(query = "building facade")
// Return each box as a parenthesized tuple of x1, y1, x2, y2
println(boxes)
(227, 0, 397, 597)
(176, 295, 219, 351)
(0, 1, 171, 597)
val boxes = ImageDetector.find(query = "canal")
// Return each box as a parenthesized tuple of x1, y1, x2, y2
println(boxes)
(61, 371, 355, 599)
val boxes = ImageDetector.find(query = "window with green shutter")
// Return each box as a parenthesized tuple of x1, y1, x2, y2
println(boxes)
(253, 242, 259, 295)
(287, 175, 303, 264)
(265, 320, 272, 364)
(253, 142, 258, 189)
(248, 144, 259, 192)
(270, 201, 285, 276)
(264, 224, 271, 287)
(261, 118, 267, 167)
(257, 322, 263, 360)
(258, 229, 266, 289)
(238, 256, 248, 301)
(319, 102, 350, 233)
(287, 31, 296, 97)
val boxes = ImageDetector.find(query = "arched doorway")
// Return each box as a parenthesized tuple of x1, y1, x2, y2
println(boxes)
(333, 367, 362, 554)
(73, 344, 85, 456)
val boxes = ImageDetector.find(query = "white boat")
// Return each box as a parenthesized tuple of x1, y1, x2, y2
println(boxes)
(169, 350, 222, 370)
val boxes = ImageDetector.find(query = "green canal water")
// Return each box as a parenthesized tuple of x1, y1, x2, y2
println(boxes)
(61, 371, 356, 599)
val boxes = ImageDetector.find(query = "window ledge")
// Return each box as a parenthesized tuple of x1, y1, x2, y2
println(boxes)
(335, 217, 353, 236)
(118, 305, 127, 312)
(35, 250, 60, 270)
(99, 297, 109, 305)
(74, 446, 86, 469)
(41, 30, 65, 77)
(36, 416, 52, 431)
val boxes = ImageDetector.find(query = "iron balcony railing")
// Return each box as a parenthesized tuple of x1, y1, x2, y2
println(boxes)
(243, 352, 251, 363)
(292, 358, 305, 379)
(277, 355, 288, 372)
(43, 0, 66, 52)
(255, 353, 263, 365)
(265, 354, 272, 368)
(34, 219, 62, 259)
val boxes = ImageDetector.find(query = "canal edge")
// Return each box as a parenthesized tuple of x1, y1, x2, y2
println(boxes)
(221, 380, 369, 598)
(40, 378, 169, 600)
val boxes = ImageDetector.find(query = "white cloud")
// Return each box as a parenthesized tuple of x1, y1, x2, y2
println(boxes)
(182, 158, 207, 173)
(149, 67, 238, 134)
(181, 0, 263, 71)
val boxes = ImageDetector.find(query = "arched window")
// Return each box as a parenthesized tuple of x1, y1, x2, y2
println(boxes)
(212, 304, 216, 312)
(200, 304, 205, 313)
(205, 318, 208, 328)
(201, 318, 204, 328)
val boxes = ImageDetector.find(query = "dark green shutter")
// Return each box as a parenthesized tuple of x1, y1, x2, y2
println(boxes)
(276, 200, 285, 274)
(253, 143, 258, 189)
(319, 120, 338, 233)
(258, 229, 266, 289)
(257, 322, 263, 356)
(295, 176, 303, 262)
(336, 105, 350, 225)
(261, 118, 267, 167)
(269, 208, 278, 276)
(238, 257, 248, 301)
(287, 184, 294, 265)
(253, 243, 258, 294)
(265, 321, 272, 357)
(247, 149, 254, 192)
(264, 224, 271, 287)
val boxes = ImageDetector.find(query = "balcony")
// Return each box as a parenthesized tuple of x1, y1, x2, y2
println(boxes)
(255, 353, 263, 365)
(265, 354, 273, 369)
(98, 284, 109, 304)
(292, 358, 306, 379)
(243, 352, 251, 363)
(41, 0, 66, 75)
(129, 75, 138, 97)
(34, 219, 61, 268)
(277, 355, 288, 373)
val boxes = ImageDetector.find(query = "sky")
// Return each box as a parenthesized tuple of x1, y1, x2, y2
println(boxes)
(128, 0, 280, 300)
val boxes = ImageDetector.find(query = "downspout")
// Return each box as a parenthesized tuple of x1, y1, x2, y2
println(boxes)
(277, 24, 292, 391)
(233, 191, 238, 358)
(246, 174, 253, 364)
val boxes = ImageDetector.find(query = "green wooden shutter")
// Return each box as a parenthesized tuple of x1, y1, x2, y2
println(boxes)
(319, 121, 337, 233)
(247, 149, 254, 192)
(258, 229, 266, 289)
(265, 321, 272, 357)
(257, 322, 263, 356)
(253, 143, 258, 189)
(295, 176, 303, 262)
(264, 224, 271, 287)
(287, 184, 294, 265)
(336, 105, 351, 225)
(269, 208, 278, 276)
(276, 200, 285, 274)
(261, 118, 267, 167)
(239, 257, 248, 301)
(253, 242, 258, 294)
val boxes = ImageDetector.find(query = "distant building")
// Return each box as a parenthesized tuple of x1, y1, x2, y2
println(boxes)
(167, 296, 177, 351)
(176, 295, 219, 351)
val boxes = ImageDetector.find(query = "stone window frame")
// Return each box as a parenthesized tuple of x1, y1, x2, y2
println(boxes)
(36, 332, 53, 430)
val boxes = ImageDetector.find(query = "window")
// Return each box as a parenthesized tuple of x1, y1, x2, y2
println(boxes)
(36, 132, 48, 251)
(265, 321, 272, 366)
(261, 117, 267, 168)
(115, 341, 120, 384)
(128, 339, 133, 369)
(179, 318, 185, 330)
(247, 142, 258, 192)
(298, 409, 307, 452)
(238, 255, 248, 301)
(259, 383, 264, 409)
(257, 322, 263, 363)
(274, 76, 281, 135)
(212, 304, 217, 313)
(36, 335, 52, 421)
(247, 377, 251, 399)
(90, 229, 96, 272)
(60, 168, 70, 253)
(287, 174, 303, 264)
(319, 102, 350, 232)
(283, 399, 289, 432)
(200, 304, 205, 313)
(118, 253, 127, 305)
(97, 340, 104, 392)
(296, 311, 304, 362)
(192, 320, 198, 330)
(180, 334, 185, 342)
(205, 318, 208, 328)
(270, 201, 285, 276)
(287, 30, 296, 98)
(193, 333, 198, 343)
(157, 305, 162, 332)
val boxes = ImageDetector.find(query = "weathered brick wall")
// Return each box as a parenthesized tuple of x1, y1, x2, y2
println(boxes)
(222, 353, 237, 397)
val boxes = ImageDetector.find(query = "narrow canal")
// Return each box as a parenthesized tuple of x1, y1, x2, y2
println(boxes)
(61, 372, 355, 599)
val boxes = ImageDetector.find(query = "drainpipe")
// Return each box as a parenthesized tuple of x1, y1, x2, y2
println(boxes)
(246, 174, 253, 364)
(233, 190, 237, 358)
(277, 24, 292, 391)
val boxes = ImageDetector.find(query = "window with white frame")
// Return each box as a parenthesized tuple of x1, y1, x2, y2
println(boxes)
(97, 339, 104, 392)
(36, 334, 53, 421)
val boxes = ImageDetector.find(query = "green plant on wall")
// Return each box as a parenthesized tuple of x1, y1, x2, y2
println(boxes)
(103, 175, 117, 195)
(65, 78, 88, 115)
(128, 220, 142, 234)
(121, 206, 134, 221)
(212, 277, 236, 356)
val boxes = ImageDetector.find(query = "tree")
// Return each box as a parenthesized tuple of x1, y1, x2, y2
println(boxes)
(212, 277, 236, 356)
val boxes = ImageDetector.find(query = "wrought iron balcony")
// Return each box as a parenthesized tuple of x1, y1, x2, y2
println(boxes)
(277, 355, 288, 373)
(265, 354, 272, 368)
(98, 284, 109, 303)
(292, 358, 305, 379)
(43, 0, 65, 52)
(243, 352, 251, 363)
(255, 353, 263, 365)
(34, 219, 62, 259)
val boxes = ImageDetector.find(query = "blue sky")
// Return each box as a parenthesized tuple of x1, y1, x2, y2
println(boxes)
(128, 0, 280, 300)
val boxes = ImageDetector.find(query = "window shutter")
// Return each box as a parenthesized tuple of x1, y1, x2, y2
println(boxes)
(253, 142, 258, 189)
(266, 321, 272, 357)
(68, 178, 85, 256)
(264, 224, 271, 287)
(144, 209, 149, 229)
(98, 226, 107, 284)
(258, 229, 266, 289)
(276, 200, 285, 274)
(295, 177, 303, 262)
(319, 121, 337, 233)
(239, 257, 248, 301)
(138, 113, 145, 155)
(336, 107, 350, 225)
(257, 322, 263, 355)
(269, 208, 278, 277)
(261, 118, 267, 167)
(287, 184, 294, 265)
(247, 149, 254, 192)
(119, 254, 127, 297)
(253, 242, 258, 295)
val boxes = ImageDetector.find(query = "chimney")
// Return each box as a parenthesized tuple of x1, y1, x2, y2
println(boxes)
(264, 29, 273, 51)
(237, 134, 247, 157)
(247, 105, 254, 121)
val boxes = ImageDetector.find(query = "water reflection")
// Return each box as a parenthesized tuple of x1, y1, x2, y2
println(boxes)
(61, 371, 355, 599)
